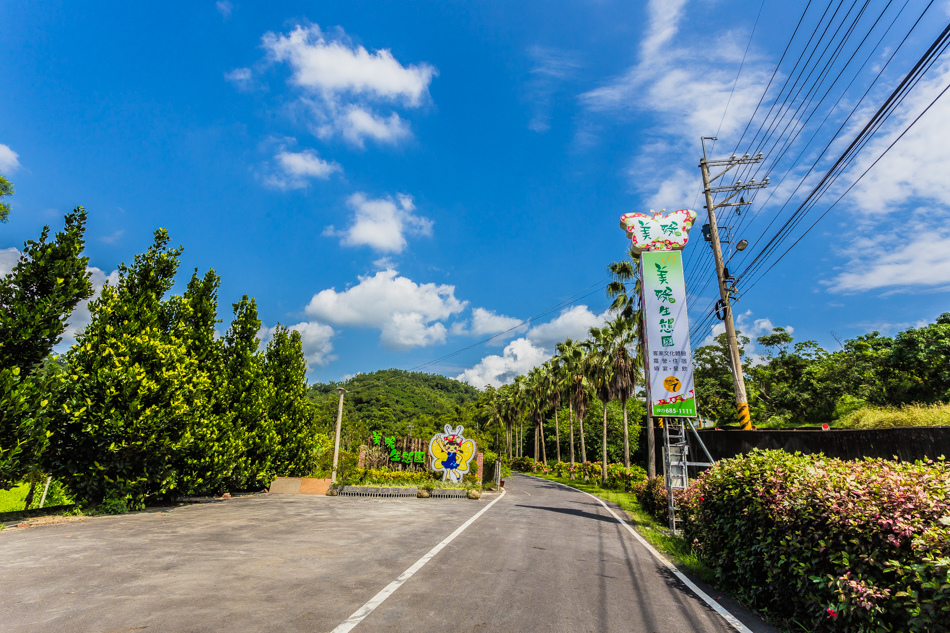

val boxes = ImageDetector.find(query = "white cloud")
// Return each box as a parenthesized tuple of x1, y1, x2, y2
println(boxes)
(455, 337, 551, 389)
(578, 0, 770, 207)
(525, 46, 582, 133)
(215, 0, 232, 18)
(699, 310, 794, 365)
(454, 304, 612, 387)
(61, 266, 121, 348)
(258, 321, 337, 371)
(4, 248, 121, 349)
(263, 148, 341, 190)
(0, 144, 21, 173)
(450, 307, 526, 343)
(326, 193, 432, 253)
(288, 321, 336, 369)
(255, 23, 437, 146)
(843, 62, 950, 216)
(304, 268, 465, 350)
(263, 24, 435, 104)
(381, 313, 446, 350)
(826, 230, 950, 293)
(339, 107, 411, 147)
(525, 305, 611, 348)
(224, 67, 254, 91)
(0, 247, 20, 276)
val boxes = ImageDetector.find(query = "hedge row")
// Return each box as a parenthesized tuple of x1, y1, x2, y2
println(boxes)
(680, 449, 950, 632)
(509, 457, 647, 491)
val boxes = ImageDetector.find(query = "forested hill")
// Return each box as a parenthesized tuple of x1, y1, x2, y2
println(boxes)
(308, 369, 482, 444)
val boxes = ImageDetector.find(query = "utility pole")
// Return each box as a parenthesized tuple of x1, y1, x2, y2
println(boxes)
(331, 386, 346, 483)
(699, 137, 768, 431)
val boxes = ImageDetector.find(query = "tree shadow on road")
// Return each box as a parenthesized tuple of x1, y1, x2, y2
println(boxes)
(513, 504, 619, 524)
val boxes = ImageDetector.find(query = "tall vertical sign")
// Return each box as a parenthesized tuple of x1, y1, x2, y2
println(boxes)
(640, 250, 697, 417)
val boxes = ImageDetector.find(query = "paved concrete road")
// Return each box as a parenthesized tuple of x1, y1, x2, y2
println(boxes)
(0, 475, 774, 633)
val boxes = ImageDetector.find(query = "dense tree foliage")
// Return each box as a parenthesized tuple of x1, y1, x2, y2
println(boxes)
(692, 314, 950, 426)
(37, 229, 318, 510)
(0, 208, 92, 489)
(0, 174, 13, 223)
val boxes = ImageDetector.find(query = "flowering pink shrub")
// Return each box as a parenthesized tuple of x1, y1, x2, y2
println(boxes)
(680, 449, 950, 632)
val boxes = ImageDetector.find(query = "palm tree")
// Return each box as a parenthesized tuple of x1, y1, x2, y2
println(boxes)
(604, 316, 639, 467)
(560, 338, 590, 472)
(546, 356, 565, 463)
(607, 249, 653, 477)
(526, 366, 548, 465)
(555, 341, 579, 474)
(584, 327, 615, 485)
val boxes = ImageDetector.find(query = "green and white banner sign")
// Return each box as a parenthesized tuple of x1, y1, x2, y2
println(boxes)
(640, 251, 697, 417)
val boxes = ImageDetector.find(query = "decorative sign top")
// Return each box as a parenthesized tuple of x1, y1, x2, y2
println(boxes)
(620, 208, 697, 254)
(429, 424, 476, 483)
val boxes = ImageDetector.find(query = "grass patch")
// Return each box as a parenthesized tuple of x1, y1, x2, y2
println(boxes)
(836, 402, 950, 429)
(0, 484, 30, 513)
(524, 472, 716, 586)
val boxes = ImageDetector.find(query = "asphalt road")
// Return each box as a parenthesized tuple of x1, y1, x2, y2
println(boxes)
(0, 474, 775, 633)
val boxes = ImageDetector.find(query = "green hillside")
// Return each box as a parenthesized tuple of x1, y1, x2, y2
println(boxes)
(308, 369, 484, 449)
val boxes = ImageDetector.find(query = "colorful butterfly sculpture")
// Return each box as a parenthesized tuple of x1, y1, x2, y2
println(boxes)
(429, 424, 477, 483)
(620, 208, 697, 254)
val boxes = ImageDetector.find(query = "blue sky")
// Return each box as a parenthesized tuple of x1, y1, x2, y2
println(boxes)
(2, 0, 949, 386)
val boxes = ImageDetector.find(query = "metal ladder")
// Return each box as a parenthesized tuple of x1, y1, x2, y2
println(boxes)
(661, 417, 715, 533)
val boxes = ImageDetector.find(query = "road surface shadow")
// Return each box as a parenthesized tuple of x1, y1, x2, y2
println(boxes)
(514, 504, 618, 524)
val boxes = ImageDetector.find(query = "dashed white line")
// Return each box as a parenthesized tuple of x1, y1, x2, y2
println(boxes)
(329, 488, 507, 633)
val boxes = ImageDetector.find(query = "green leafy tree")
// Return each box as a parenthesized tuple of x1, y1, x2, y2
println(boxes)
(751, 328, 838, 424)
(224, 296, 276, 489)
(171, 270, 246, 495)
(265, 325, 318, 476)
(887, 313, 950, 404)
(0, 208, 92, 489)
(46, 230, 199, 509)
(0, 174, 13, 223)
(693, 331, 751, 426)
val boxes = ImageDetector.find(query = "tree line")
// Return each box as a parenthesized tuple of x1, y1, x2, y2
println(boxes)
(0, 208, 321, 511)
(695, 315, 950, 426)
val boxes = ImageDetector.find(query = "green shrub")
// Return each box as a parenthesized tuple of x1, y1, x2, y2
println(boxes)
(340, 467, 434, 486)
(837, 402, 950, 429)
(680, 449, 950, 632)
(632, 475, 669, 522)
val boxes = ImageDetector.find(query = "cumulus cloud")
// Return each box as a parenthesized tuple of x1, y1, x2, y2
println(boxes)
(304, 268, 465, 350)
(0, 143, 21, 173)
(4, 248, 121, 350)
(255, 23, 436, 146)
(525, 305, 611, 348)
(259, 321, 337, 371)
(455, 337, 551, 389)
(60, 265, 121, 349)
(578, 0, 770, 207)
(454, 304, 613, 387)
(699, 310, 794, 365)
(263, 148, 341, 190)
(0, 247, 20, 276)
(324, 193, 432, 253)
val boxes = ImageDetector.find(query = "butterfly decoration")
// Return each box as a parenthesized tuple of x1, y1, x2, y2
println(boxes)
(620, 208, 697, 254)
(429, 424, 477, 483)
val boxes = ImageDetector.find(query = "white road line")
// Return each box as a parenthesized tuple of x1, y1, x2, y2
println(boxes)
(530, 475, 753, 633)
(329, 489, 507, 633)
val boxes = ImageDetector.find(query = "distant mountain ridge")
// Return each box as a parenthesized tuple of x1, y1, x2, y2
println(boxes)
(309, 369, 481, 439)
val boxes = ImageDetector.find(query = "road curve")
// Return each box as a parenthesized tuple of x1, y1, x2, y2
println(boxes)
(349, 473, 770, 633)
